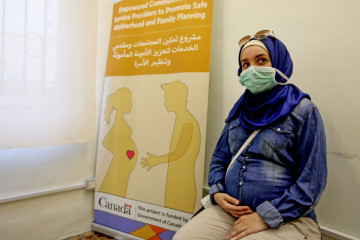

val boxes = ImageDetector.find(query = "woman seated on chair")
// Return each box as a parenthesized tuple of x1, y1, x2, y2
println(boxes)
(173, 30, 327, 240)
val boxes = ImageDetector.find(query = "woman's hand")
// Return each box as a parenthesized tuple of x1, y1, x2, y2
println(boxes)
(214, 193, 253, 218)
(226, 212, 269, 240)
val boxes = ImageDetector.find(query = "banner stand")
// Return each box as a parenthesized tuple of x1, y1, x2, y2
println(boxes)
(93, 1, 213, 239)
(92, 223, 143, 240)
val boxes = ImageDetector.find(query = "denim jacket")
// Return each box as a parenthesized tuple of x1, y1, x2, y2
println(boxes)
(208, 98, 327, 228)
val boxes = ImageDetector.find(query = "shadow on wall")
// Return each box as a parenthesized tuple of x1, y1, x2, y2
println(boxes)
(315, 109, 360, 239)
(204, 0, 226, 185)
(316, 150, 360, 238)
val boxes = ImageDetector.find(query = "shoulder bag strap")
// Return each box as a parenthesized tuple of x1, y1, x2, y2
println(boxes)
(201, 129, 261, 208)
(225, 129, 261, 180)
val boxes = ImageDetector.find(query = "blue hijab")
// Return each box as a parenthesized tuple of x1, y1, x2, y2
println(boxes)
(226, 36, 310, 130)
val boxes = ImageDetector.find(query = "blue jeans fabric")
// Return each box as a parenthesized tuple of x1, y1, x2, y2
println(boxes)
(208, 98, 327, 228)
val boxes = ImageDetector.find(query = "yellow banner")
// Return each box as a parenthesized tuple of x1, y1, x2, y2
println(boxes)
(94, 1, 213, 239)
(106, 0, 212, 75)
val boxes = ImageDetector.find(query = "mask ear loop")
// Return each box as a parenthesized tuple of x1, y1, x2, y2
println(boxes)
(274, 68, 289, 84)
(237, 45, 245, 76)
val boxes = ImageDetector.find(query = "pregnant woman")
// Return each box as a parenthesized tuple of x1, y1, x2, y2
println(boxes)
(99, 87, 138, 198)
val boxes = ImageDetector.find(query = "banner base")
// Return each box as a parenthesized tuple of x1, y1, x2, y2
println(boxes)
(92, 223, 143, 240)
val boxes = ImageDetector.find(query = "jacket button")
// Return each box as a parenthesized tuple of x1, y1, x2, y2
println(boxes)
(239, 181, 243, 186)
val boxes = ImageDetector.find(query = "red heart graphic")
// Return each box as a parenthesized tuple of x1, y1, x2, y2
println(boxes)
(126, 150, 135, 160)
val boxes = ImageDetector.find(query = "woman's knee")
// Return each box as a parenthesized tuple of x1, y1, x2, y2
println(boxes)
(172, 225, 191, 240)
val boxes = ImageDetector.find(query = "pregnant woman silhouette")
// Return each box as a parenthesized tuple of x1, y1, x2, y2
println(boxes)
(99, 88, 137, 197)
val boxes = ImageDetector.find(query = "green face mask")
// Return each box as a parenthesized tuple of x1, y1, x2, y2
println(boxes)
(239, 66, 288, 94)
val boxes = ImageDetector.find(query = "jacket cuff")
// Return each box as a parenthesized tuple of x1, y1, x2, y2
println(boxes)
(256, 201, 284, 229)
(209, 184, 225, 205)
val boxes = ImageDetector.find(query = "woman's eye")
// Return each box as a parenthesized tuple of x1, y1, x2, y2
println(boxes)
(242, 63, 249, 68)
(258, 58, 271, 65)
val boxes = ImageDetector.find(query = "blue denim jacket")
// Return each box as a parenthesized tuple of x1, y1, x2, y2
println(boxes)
(208, 98, 327, 228)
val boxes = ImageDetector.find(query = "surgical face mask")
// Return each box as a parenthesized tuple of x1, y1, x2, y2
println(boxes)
(239, 66, 289, 94)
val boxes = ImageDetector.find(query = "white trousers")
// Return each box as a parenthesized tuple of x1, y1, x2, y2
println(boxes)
(173, 205, 321, 240)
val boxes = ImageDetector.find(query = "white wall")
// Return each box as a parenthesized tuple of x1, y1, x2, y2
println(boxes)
(0, 1, 113, 239)
(205, 0, 360, 239)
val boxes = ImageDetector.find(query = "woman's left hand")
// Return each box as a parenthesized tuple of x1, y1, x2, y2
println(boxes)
(226, 212, 269, 240)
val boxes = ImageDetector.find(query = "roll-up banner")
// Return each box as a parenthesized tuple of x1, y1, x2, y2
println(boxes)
(93, 0, 213, 239)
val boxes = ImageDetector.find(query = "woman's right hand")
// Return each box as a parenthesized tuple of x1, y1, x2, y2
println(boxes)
(214, 193, 253, 218)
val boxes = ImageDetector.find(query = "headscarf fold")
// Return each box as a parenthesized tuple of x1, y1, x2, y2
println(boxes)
(226, 36, 310, 130)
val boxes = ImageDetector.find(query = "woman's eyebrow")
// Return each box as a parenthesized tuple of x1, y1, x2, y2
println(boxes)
(241, 53, 269, 62)
(255, 53, 268, 58)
